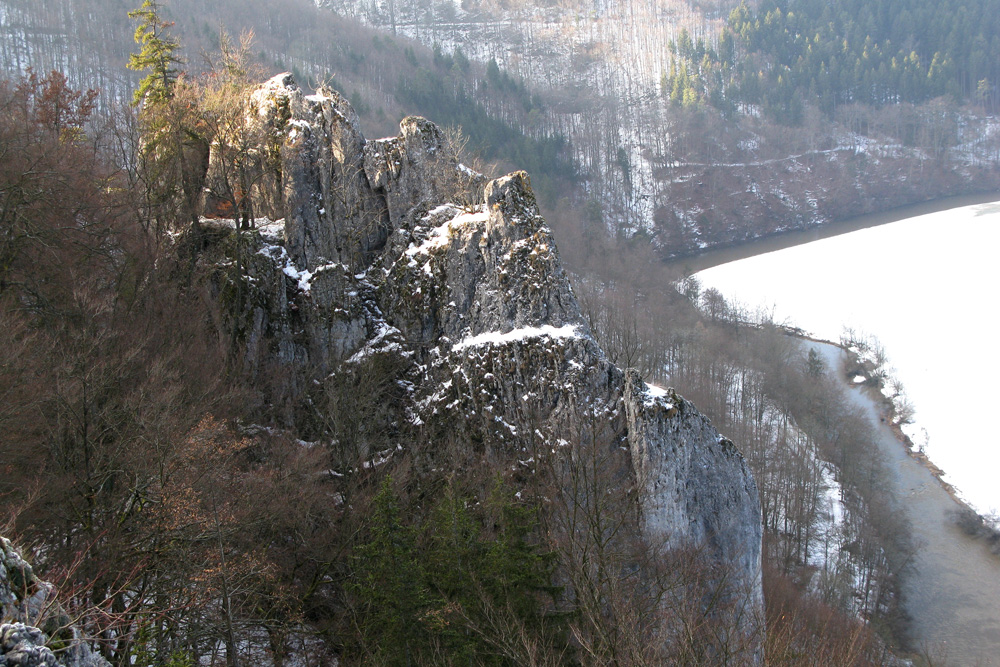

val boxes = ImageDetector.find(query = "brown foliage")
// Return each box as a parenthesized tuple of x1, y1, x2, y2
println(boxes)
(0, 70, 108, 307)
(0, 68, 256, 664)
(764, 563, 892, 665)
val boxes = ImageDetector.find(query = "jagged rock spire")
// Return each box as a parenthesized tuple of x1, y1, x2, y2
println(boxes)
(195, 73, 763, 657)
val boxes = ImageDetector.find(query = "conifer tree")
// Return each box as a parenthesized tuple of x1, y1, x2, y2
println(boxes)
(126, 1, 207, 231)
(127, 0, 182, 107)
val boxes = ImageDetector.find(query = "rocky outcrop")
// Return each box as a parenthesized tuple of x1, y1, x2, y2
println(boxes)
(379, 172, 582, 344)
(198, 73, 762, 645)
(363, 116, 483, 230)
(1, 539, 108, 667)
(624, 372, 762, 603)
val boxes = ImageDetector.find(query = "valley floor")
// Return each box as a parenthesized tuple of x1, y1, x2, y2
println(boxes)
(811, 341, 1000, 665)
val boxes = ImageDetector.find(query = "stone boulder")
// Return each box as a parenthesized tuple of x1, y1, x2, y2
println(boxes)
(1, 539, 108, 667)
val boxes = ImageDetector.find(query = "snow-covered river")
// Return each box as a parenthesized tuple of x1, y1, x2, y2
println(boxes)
(692, 196, 1000, 515)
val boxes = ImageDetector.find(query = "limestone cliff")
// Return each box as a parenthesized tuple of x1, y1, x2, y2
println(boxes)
(197, 73, 763, 641)
(1, 538, 108, 667)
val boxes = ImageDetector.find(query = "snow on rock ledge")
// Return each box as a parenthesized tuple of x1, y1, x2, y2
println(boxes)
(452, 324, 582, 351)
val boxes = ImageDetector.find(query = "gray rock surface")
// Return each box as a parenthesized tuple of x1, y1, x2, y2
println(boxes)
(197, 73, 763, 647)
(1, 540, 108, 667)
(1, 538, 53, 635)
(624, 371, 762, 606)
(379, 172, 582, 344)
(0, 624, 58, 667)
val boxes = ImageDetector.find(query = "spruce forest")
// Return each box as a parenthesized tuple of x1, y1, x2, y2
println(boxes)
(666, 0, 1000, 120)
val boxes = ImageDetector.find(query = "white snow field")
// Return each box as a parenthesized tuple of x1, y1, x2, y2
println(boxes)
(695, 198, 1000, 515)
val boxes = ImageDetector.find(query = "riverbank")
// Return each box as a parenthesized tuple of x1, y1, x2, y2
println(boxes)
(686, 198, 1000, 659)
(809, 340, 1000, 665)
(790, 332, 962, 497)
(691, 197, 1000, 514)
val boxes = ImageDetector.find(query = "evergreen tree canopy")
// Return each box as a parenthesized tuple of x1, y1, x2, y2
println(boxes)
(127, 0, 183, 107)
(667, 0, 1000, 122)
(348, 476, 565, 664)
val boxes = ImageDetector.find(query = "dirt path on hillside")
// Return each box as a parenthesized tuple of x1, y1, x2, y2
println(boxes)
(811, 342, 1000, 665)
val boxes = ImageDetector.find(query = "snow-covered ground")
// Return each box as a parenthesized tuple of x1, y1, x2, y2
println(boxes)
(695, 198, 1000, 515)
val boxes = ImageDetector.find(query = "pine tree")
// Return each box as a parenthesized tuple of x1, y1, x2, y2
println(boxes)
(126, 1, 208, 231)
(350, 476, 427, 663)
(127, 0, 182, 107)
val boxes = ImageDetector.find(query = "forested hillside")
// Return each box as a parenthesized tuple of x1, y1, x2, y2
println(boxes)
(666, 0, 1000, 122)
(0, 0, 979, 663)
(0, 0, 577, 202)
(322, 0, 1000, 257)
(4, 0, 999, 258)
(0, 3, 920, 665)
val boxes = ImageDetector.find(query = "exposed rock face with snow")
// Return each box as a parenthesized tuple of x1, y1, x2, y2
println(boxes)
(624, 372, 762, 600)
(1, 539, 109, 667)
(199, 73, 762, 639)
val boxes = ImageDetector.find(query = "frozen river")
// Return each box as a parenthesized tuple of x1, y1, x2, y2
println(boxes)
(691, 196, 1000, 515)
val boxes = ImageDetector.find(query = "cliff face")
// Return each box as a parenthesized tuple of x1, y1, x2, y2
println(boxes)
(200, 73, 762, 640)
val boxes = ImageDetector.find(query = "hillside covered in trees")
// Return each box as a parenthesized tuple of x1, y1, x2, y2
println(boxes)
(318, 0, 1000, 257)
(665, 0, 1000, 122)
(3, 0, 1000, 258)
(0, 0, 577, 205)
(0, 1, 927, 665)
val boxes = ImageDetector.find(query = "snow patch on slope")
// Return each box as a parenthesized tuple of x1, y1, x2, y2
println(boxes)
(406, 205, 489, 259)
(452, 324, 581, 351)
